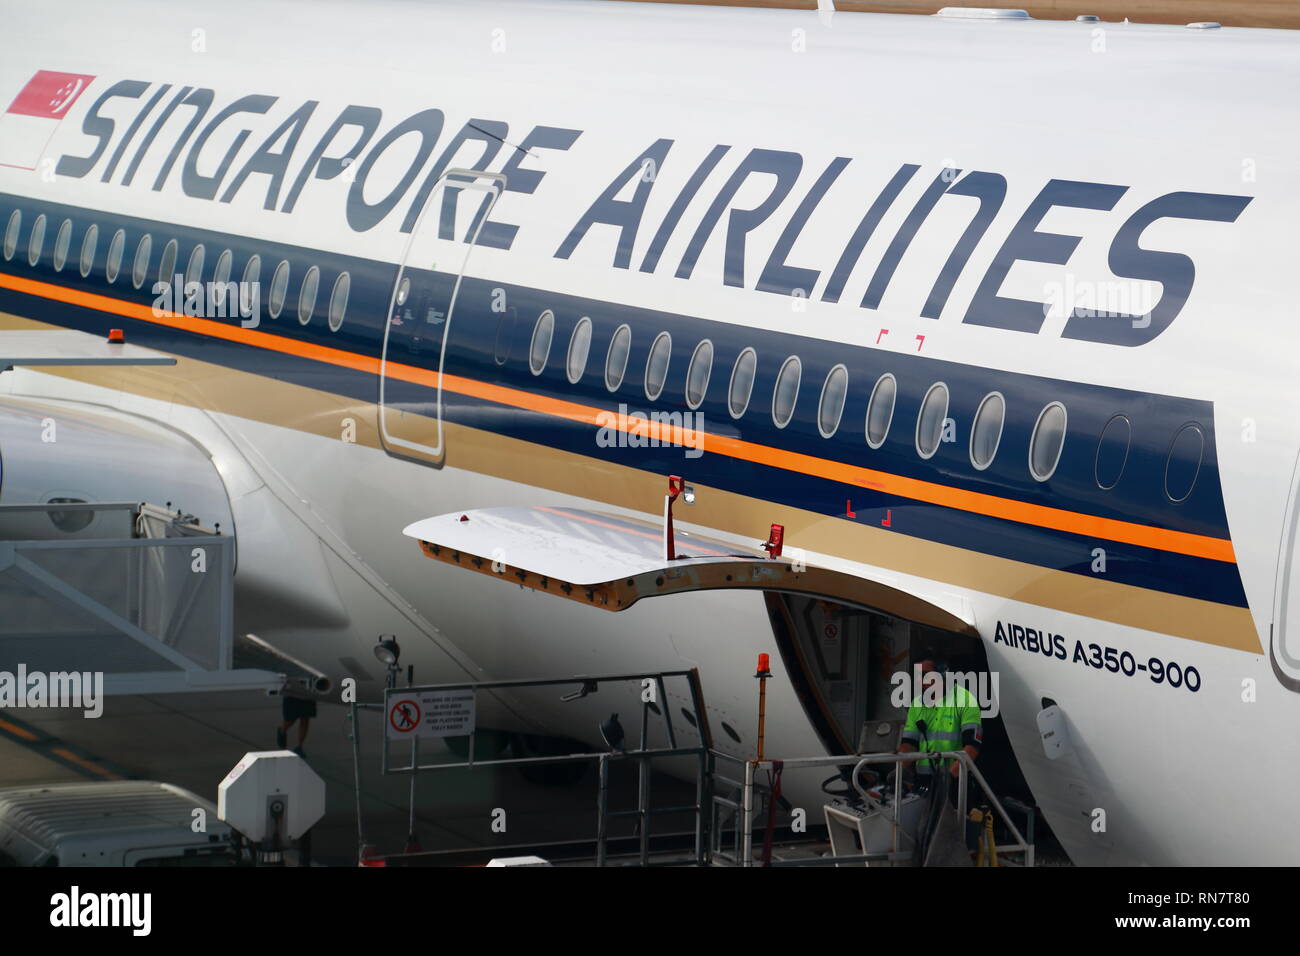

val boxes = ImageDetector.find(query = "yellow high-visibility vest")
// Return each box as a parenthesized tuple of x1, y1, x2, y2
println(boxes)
(900, 684, 982, 774)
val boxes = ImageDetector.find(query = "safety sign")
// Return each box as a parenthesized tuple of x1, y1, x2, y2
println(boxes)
(384, 688, 476, 740)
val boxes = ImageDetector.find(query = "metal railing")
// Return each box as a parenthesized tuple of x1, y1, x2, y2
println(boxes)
(711, 749, 1034, 867)
(347, 666, 1035, 868)
(356, 668, 715, 866)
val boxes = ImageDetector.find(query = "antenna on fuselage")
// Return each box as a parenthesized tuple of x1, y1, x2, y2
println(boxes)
(467, 122, 539, 161)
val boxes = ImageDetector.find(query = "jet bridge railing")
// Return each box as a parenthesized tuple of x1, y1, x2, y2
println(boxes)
(710, 749, 1035, 867)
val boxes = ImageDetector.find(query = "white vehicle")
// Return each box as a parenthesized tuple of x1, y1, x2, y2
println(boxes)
(0, 781, 233, 866)
(0, 0, 1295, 865)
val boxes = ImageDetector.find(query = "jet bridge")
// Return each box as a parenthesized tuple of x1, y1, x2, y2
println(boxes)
(0, 501, 279, 695)
(0, 328, 278, 695)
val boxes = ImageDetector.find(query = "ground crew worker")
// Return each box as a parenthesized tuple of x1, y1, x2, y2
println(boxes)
(898, 656, 982, 787)
(277, 693, 315, 757)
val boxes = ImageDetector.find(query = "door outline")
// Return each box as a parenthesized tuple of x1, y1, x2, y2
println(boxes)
(378, 167, 506, 466)
(1271, 446, 1300, 690)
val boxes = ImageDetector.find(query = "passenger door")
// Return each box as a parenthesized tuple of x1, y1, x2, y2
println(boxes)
(1271, 446, 1300, 689)
(378, 168, 505, 468)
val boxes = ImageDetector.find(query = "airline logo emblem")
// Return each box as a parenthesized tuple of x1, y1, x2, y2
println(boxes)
(8, 70, 94, 118)
(1, 70, 95, 170)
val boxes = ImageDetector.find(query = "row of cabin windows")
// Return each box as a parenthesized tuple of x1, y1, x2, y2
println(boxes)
(1, 206, 1203, 502)
(2, 209, 351, 331)
(525, 309, 1205, 499)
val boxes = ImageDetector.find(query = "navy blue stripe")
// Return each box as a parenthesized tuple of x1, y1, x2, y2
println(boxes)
(0, 193, 1246, 609)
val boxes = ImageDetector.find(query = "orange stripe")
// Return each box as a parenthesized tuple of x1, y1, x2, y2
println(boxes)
(0, 272, 1236, 564)
(0, 718, 38, 741)
(0, 272, 381, 375)
(49, 747, 121, 779)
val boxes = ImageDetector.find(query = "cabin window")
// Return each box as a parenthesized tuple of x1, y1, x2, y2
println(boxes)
(79, 224, 98, 278)
(492, 310, 516, 366)
(157, 238, 178, 287)
(328, 272, 350, 332)
(916, 382, 949, 460)
(213, 249, 233, 286)
(268, 260, 290, 318)
(52, 219, 72, 272)
(1094, 414, 1131, 490)
(970, 392, 1005, 470)
(685, 340, 713, 410)
(241, 255, 261, 300)
(131, 233, 152, 289)
(729, 348, 757, 419)
(818, 364, 849, 438)
(27, 214, 46, 268)
(209, 249, 232, 311)
(644, 331, 671, 401)
(240, 254, 261, 320)
(865, 373, 896, 448)
(2, 210, 19, 261)
(772, 356, 801, 429)
(106, 229, 126, 283)
(298, 265, 320, 325)
(1164, 423, 1205, 502)
(529, 309, 555, 375)
(1029, 402, 1068, 481)
(605, 324, 631, 391)
(566, 316, 592, 384)
(186, 244, 205, 287)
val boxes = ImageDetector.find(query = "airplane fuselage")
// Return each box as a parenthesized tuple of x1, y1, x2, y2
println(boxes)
(1, 0, 1298, 865)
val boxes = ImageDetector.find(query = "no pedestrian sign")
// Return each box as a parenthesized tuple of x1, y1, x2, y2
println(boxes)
(385, 688, 476, 740)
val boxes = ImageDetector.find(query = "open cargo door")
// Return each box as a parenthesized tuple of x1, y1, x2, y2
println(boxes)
(403, 506, 975, 629)
(404, 506, 980, 754)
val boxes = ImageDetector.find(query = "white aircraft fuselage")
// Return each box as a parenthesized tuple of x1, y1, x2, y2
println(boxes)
(0, 0, 1297, 865)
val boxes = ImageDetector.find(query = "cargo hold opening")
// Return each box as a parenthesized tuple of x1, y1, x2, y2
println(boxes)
(402, 505, 1041, 815)
(764, 592, 1034, 811)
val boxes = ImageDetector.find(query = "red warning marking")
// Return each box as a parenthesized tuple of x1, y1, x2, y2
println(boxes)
(389, 699, 421, 733)
(882, 509, 892, 527)
(876, 329, 889, 344)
